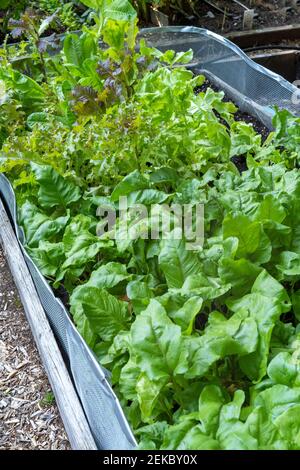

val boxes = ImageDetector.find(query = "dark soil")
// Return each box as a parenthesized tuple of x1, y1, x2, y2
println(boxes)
(54, 285, 69, 310)
(167, 1, 300, 34)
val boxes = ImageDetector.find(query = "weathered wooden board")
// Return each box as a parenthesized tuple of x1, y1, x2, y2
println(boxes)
(226, 24, 300, 48)
(0, 197, 97, 450)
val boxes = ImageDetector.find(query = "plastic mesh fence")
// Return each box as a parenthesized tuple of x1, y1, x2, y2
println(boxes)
(0, 27, 299, 450)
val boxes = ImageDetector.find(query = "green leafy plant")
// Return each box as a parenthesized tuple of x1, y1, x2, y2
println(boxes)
(8, 8, 60, 80)
(1, 12, 300, 450)
(40, 391, 56, 406)
(33, 0, 84, 30)
(0, 1, 29, 37)
(80, 0, 136, 34)
(17, 156, 300, 450)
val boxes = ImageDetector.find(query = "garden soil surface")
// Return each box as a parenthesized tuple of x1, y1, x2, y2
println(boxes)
(0, 247, 70, 450)
(166, 1, 300, 34)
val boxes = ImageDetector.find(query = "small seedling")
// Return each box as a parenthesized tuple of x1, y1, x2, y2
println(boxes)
(41, 391, 55, 406)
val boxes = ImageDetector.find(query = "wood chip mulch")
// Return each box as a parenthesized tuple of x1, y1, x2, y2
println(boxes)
(0, 246, 70, 450)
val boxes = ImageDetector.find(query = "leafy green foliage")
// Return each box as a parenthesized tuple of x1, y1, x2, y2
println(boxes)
(31, 163, 81, 208)
(0, 1, 85, 39)
(15, 157, 300, 450)
(1, 13, 300, 450)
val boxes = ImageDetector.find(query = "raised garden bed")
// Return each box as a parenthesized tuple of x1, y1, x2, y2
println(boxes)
(148, 1, 300, 33)
(0, 197, 97, 450)
(1, 6, 300, 450)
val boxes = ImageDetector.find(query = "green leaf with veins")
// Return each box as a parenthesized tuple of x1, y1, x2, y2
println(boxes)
(131, 299, 188, 382)
(219, 258, 262, 297)
(72, 262, 131, 299)
(223, 213, 271, 264)
(111, 170, 150, 201)
(28, 241, 65, 277)
(19, 202, 69, 248)
(181, 273, 231, 300)
(136, 373, 164, 423)
(71, 286, 130, 342)
(159, 239, 202, 289)
(59, 215, 112, 276)
(162, 419, 220, 450)
(185, 309, 258, 379)
(168, 296, 203, 335)
(31, 163, 81, 209)
(228, 270, 290, 381)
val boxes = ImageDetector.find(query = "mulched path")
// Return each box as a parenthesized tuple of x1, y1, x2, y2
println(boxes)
(0, 247, 70, 450)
